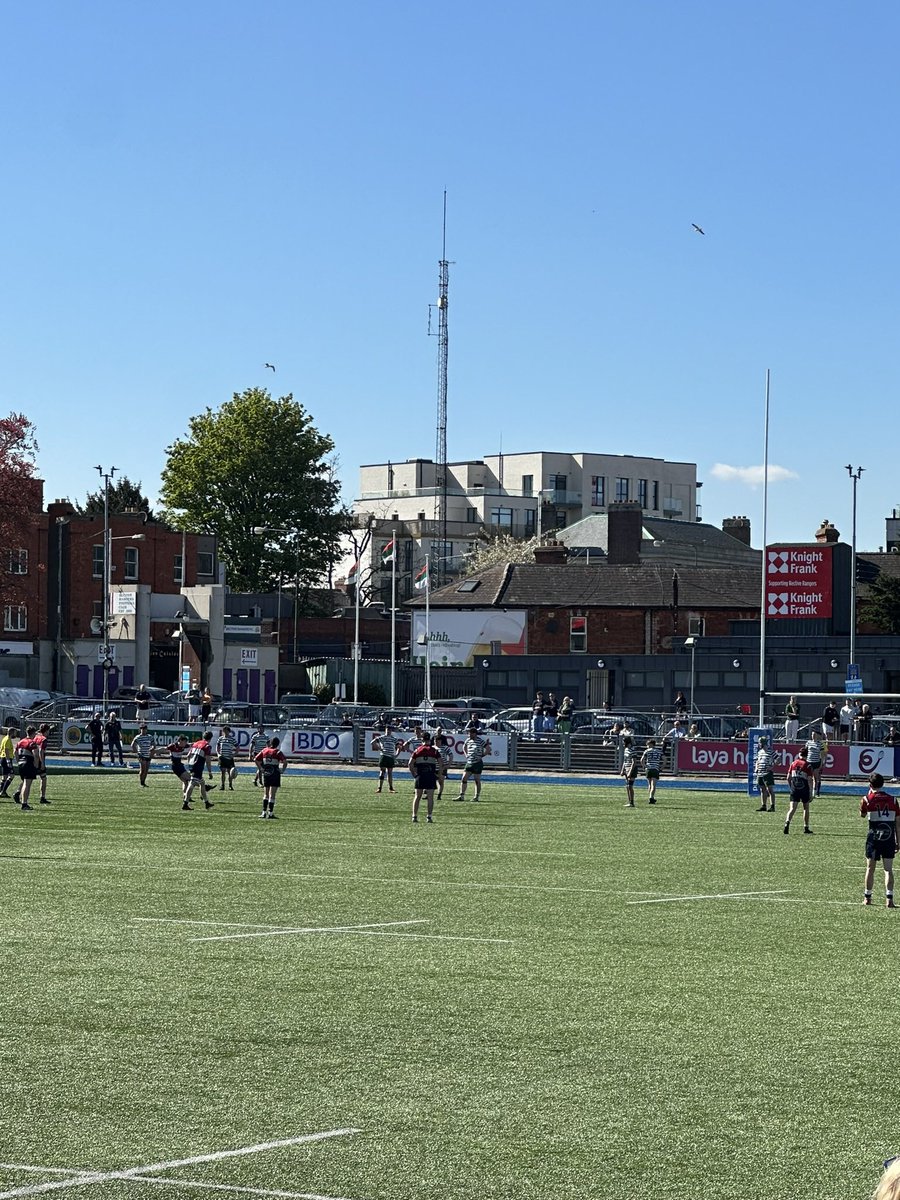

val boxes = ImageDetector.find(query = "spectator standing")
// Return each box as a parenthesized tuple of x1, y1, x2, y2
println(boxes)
(859, 772, 898, 908)
(884, 726, 900, 746)
(186, 681, 202, 723)
(543, 692, 558, 734)
(856, 703, 874, 743)
(88, 712, 105, 767)
(557, 696, 574, 735)
(822, 700, 839, 741)
(784, 696, 799, 741)
(531, 692, 544, 739)
(839, 699, 855, 743)
(105, 712, 125, 766)
(134, 684, 151, 723)
(200, 687, 214, 724)
(673, 690, 688, 718)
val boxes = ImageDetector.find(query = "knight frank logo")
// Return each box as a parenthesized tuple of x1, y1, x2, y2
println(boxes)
(765, 545, 833, 619)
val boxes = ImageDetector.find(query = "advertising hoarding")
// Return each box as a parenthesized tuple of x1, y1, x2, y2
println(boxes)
(765, 544, 832, 619)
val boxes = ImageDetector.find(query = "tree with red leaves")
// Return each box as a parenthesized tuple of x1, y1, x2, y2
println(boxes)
(0, 414, 39, 609)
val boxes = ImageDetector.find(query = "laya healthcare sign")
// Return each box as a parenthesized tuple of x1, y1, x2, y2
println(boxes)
(410, 611, 526, 667)
(766, 544, 832, 619)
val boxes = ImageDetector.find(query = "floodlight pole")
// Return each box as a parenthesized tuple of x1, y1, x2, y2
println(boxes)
(97, 465, 117, 709)
(847, 465, 864, 672)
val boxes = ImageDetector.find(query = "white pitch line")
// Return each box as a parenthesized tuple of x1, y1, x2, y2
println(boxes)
(190, 920, 429, 944)
(626, 889, 791, 906)
(130, 1174, 359, 1200)
(0, 1129, 359, 1199)
(133, 919, 289, 932)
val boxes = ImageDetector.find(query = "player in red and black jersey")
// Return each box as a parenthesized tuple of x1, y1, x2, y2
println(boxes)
(14, 725, 41, 811)
(409, 733, 441, 823)
(255, 737, 288, 819)
(860, 772, 899, 908)
(784, 746, 815, 835)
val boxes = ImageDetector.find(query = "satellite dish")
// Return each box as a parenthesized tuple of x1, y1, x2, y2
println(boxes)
(90, 618, 103, 634)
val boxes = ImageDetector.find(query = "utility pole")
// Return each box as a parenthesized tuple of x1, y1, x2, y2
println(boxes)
(96, 465, 117, 708)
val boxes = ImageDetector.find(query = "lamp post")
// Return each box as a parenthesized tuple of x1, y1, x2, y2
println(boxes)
(96, 467, 118, 708)
(684, 635, 698, 716)
(846, 465, 864, 672)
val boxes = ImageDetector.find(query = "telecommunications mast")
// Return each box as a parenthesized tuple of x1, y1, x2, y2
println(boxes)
(428, 192, 450, 587)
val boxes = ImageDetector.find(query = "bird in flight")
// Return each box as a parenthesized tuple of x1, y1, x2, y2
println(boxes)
(264, 362, 276, 372)
(692, 223, 705, 235)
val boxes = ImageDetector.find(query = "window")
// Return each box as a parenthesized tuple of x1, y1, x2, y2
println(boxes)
(638, 479, 648, 508)
(570, 615, 587, 653)
(688, 617, 705, 636)
(466, 507, 478, 523)
(490, 507, 513, 528)
(4, 605, 26, 632)
(615, 477, 630, 502)
(554, 510, 567, 530)
(521, 475, 533, 497)
(197, 552, 214, 576)
(524, 509, 536, 535)
(174, 554, 184, 585)
(590, 476, 605, 506)
(92, 545, 105, 578)
(549, 474, 567, 499)
(652, 481, 660, 511)
(124, 547, 139, 581)
(8, 549, 27, 575)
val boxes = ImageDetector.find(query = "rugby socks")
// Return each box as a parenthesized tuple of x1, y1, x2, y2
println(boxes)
(863, 892, 872, 905)
(888, 892, 895, 909)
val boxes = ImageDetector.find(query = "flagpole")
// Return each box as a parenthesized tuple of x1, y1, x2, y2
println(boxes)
(353, 555, 361, 704)
(758, 368, 770, 729)
(424, 553, 431, 707)
(390, 526, 397, 708)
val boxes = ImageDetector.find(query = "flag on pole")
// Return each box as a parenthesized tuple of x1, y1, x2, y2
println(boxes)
(347, 558, 360, 582)
(381, 538, 396, 567)
(414, 562, 429, 591)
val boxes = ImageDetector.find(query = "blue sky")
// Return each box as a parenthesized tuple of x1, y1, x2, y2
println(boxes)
(2, 0, 898, 550)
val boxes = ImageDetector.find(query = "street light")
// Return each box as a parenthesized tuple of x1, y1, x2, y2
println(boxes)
(684, 635, 698, 716)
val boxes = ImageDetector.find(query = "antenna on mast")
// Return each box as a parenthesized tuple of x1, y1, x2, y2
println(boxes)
(429, 191, 450, 587)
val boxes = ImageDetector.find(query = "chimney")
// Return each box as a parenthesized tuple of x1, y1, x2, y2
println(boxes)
(533, 540, 569, 565)
(722, 516, 751, 546)
(815, 518, 840, 543)
(607, 501, 643, 565)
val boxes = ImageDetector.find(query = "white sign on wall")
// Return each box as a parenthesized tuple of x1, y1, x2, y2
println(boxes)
(240, 648, 259, 666)
(112, 592, 137, 614)
(410, 610, 526, 667)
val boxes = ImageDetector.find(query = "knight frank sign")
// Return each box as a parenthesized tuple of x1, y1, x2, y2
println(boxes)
(766, 544, 833, 620)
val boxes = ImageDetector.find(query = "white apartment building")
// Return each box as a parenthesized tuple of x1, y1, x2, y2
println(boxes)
(352, 451, 700, 602)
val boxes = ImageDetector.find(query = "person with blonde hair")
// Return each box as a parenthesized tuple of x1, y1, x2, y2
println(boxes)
(874, 1157, 900, 1200)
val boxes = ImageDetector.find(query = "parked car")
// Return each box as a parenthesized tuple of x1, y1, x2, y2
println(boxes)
(421, 696, 505, 717)
(112, 685, 170, 703)
(279, 693, 320, 707)
(493, 707, 534, 734)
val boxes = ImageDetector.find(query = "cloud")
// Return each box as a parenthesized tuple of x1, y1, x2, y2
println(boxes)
(710, 463, 798, 486)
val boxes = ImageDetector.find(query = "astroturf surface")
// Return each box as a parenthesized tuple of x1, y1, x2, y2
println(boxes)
(0, 767, 891, 1200)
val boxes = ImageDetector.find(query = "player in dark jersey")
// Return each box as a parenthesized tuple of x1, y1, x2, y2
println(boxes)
(784, 746, 814, 835)
(860, 772, 899, 907)
(409, 733, 441, 823)
(255, 737, 288, 818)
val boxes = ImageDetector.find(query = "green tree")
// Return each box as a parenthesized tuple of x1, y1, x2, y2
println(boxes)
(860, 570, 900, 635)
(77, 475, 156, 520)
(0, 414, 39, 609)
(159, 388, 349, 591)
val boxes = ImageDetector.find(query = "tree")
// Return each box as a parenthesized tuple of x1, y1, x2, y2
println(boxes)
(0, 414, 39, 608)
(159, 388, 350, 591)
(77, 475, 156, 520)
(860, 570, 900, 635)
(465, 532, 540, 574)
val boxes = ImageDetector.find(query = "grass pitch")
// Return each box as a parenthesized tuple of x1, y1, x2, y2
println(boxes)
(0, 766, 890, 1200)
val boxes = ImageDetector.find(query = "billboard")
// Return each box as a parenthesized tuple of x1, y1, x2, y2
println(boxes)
(410, 610, 526, 667)
(766, 544, 832, 619)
